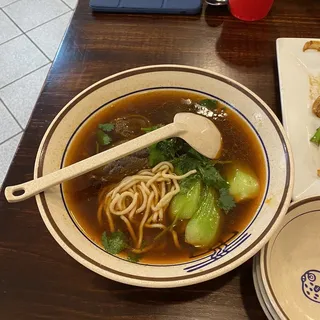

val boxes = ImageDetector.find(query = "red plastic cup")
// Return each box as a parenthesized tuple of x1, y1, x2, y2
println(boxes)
(229, 0, 274, 21)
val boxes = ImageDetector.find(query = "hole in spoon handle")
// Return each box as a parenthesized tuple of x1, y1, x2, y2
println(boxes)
(5, 185, 28, 203)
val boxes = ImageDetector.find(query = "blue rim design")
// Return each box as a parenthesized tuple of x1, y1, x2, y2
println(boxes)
(185, 233, 251, 272)
(60, 86, 270, 269)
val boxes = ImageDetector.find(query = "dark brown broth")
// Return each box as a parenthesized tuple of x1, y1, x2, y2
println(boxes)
(63, 90, 266, 264)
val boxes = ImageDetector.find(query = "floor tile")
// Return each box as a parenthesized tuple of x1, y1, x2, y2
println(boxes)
(27, 12, 73, 60)
(0, 35, 48, 88)
(0, 0, 18, 8)
(0, 100, 21, 143)
(0, 132, 22, 187)
(3, 0, 69, 32)
(0, 64, 51, 128)
(0, 9, 21, 44)
(62, 0, 78, 9)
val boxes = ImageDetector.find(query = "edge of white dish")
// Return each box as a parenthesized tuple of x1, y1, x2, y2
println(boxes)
(276, 38, 320, 200)
(258, 195, 320, 319)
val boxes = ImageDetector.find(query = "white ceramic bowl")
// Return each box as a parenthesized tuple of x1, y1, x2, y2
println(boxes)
(35, 65, 294, 288)
(258, 196, 320, 320)
(253, 255, 279, 320)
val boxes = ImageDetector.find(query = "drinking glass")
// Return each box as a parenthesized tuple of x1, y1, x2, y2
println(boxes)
(229, 0, 274, 21)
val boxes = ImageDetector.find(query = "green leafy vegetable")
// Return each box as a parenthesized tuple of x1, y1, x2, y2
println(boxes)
(96, 123, 114, 147)
(148, 138, 184, 167)
(185, 187, 221, 248)
(187, 147, 209, 162)
(310, 127, 320, 146)
(198, 164, 229, 190)
(142, 125, 175, 166)
(173, 152, 235, 212)
(148, 143, 166, 166)
(99, 123, 115, 132)
(199, 99, 218, 109)
(101, 231, 128, 254)
(97, 129, 112, 146)
(218, 188, 236, 212)
(224, 163, 260, 203)
(172, 154, 199, 175)
(198, 165, 235, 213)
(169, 177, 202, 221)
(142, 124, 235, 213)
(141, 125, 161, 133)
(127, 252, 141, 263)
(159, 139, 185, 160)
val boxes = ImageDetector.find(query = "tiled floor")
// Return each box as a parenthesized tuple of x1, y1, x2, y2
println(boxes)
(0, 0, 78, 187)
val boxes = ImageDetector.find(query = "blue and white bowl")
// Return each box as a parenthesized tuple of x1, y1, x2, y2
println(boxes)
(34, 65, 293, 288)
(254, 196, 320, 320)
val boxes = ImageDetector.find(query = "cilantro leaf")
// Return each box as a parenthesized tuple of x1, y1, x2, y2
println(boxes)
(157, 139, 179, 160)
(187, 148, 209, 162)
(142, 126, 180, 166)
(101, 231, 128, 254)
(198, 164, 229, 189)
(148, 137, 184, 166)
(97, 129, 112, 146)
(173, 154, 199, 175)
(98, 123, 114, 132)
(178, 173, 201, 191)
(141, 123, 236, 214)
(199, 99, 218, 109)
(127, 252, 141, 263)
(310, 127, 320, 146)
(218, 188, 236, 213)
(148, 144, 166, 166)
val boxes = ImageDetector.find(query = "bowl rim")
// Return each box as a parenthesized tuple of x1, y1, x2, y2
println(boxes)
(34, 64, 294, 288)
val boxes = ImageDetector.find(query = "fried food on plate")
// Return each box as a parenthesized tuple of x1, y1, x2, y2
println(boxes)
(303, 40, 320, 52)
(312, 96, 320, 118)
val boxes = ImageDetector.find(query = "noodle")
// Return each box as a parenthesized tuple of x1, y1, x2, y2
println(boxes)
(145, 223, 166, 229)
(137, 191, 154, 249)
(97, 202, 104, 226)
(97, 161, 197, 251)
(171, 230, 181, 249)
(120, 216, 137, 244)
(104, 198, 115, 233)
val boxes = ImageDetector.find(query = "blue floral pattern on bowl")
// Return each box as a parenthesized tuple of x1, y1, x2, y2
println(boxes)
(184, 232, 251, 272)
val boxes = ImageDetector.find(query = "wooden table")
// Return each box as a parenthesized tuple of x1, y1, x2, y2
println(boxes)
(1, 0, 320, 318)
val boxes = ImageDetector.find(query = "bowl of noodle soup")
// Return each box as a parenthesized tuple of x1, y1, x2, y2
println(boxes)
(35, 65, 293, 288)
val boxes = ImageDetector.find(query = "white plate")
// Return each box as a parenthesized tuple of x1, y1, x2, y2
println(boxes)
(276, 38, 320, 200)
(259, 196, 320, 320)
(253, 255, 276, 320)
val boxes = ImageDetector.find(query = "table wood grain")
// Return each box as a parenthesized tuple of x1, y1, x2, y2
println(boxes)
(1, 0, 320, 318)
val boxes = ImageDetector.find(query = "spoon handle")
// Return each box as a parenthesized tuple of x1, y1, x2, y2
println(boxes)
(5, 123, 184, 203)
